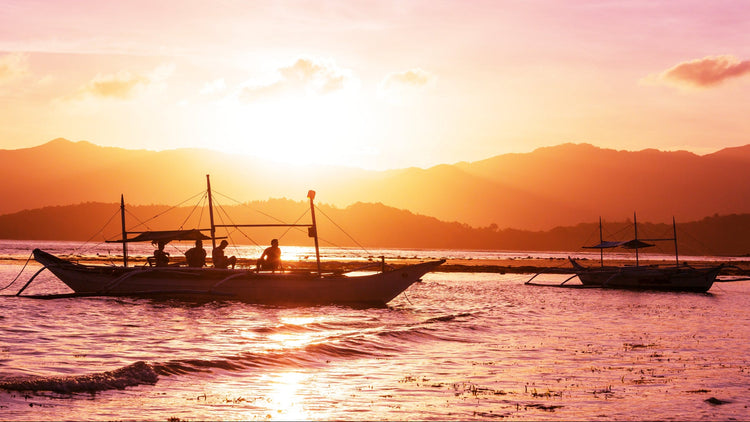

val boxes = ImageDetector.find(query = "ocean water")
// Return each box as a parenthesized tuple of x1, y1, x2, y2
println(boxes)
(1, 241, 749, 421)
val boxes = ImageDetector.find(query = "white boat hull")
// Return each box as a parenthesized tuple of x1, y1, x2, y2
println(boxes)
(33, 249, 444, 306)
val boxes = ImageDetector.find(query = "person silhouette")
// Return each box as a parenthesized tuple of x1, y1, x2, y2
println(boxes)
(149, 240, 170, 267)
(212, 239, 237, 269)
(185, 239, 207, 268)
(257, 239, 282, 272)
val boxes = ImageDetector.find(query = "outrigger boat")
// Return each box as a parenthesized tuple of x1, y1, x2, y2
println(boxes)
(22, 176, 444, 306)
(567, 214, 722, 292)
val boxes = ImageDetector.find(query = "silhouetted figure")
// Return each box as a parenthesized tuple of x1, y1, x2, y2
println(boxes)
(257, 238, 282, 272)
(148, 240, 170, 267)
(212, 239, 237, 269)
(185, 239, 207, 268)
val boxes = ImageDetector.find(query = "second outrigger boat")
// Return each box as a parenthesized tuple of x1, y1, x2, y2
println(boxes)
(22, 176, 444, 306)
(567, 214, 722, 292)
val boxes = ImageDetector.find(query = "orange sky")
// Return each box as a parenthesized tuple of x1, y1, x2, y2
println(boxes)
(1, 0, 749, 170)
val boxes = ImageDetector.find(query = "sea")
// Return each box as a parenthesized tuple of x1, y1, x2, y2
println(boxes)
(1, 240, 749, 421)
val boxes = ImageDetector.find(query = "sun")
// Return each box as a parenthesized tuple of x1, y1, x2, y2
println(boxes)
(209, 90, 375, 168)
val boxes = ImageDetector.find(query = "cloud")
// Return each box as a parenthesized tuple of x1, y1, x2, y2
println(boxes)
(66, 64, 173, 102)
(652, 55, 750, 88)
(381, 68, 435, 90)
(200, 78, 226, 95)
(53, 65, 174, 116)
(0, 53, 29, 84)
(240, 57, 356, 102)
(80, 71, 149, 99)
(378, 68, 436, 104)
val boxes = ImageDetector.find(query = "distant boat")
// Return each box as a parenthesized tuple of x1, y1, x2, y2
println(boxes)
(23, 176, 444, 306)
(567, 214, 722, 292)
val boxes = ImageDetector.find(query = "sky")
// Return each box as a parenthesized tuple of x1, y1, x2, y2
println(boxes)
(1, 0, 749, 170)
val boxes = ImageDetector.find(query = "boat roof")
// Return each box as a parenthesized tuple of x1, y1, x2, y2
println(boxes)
(106, 229, 212, 243)
(583, 239, 654, 249)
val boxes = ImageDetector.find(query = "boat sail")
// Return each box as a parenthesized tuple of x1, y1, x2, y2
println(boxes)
(568, 214, 722, 292)
(23, 175, 444, 305)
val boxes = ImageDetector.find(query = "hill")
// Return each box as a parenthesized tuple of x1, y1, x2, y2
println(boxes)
(1, 139, 750, 230)
(0, 200, 747, 256)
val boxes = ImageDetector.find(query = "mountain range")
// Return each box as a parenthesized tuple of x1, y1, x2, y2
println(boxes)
(0, 200, 747, 256)
(2, 138, 750, 231)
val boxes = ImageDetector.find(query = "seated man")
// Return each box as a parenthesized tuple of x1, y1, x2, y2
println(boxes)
(148, 240, 170, 267)
(256, 238, 282, 272)
(185, 239, 207, 268)
(212, 239, 237, 269)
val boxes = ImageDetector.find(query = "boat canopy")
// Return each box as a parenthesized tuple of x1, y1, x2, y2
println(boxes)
(583, 239, 654, 249)
(106, 229, 212, 244)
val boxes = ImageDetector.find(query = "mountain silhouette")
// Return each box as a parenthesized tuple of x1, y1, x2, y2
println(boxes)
(0, 200, 747, 256)
(2, 139, 749, 230)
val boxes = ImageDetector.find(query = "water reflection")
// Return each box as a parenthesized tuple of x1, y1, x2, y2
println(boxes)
(263, 371, 310, 421)
(2, 269, 750, 420)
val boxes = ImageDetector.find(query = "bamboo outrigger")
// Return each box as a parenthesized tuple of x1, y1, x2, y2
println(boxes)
(528, 214, 724, 292)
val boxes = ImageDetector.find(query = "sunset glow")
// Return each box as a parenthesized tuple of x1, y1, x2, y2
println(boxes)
(1, 1, 749, 169)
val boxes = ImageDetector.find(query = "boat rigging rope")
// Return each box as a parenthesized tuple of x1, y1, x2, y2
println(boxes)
(212, 198, 261, 248)
(127, 189, 207, 232)
(213, 189, 329, 247)
(212, 190, 298, 226)
(124, 208, 152, 231)
(314, 205, 371, 255)
(0, 251, 34, 291)
(71, 208, 121, 256)
(210, 189, 373, 256)
(276, 209, 311, 241)
(177, 192, 208, 231)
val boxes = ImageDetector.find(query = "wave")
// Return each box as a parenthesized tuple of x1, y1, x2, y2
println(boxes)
(0, 313, 477, 394)
(0, 361, 157, 394)
(423, 312, 474, 324)
(0, 339, 385, 394)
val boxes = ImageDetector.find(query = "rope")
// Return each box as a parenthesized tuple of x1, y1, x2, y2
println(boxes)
(213, 190, 335, 248)
(0, 251, 34, 291)
(677, 224, 715, 256)
(212, 190, 290, 225)
(314, 205, 371, 255)
(124, 208, 153, 232)
(403, 290, 414, 306)
(276, 209, 311, 241)
(176, 192, 207, 230)
(71, 208, 121, 256)
(212, 198, 261, 248)
(183, 190, 371, 258)
(127, 190, 207, 232)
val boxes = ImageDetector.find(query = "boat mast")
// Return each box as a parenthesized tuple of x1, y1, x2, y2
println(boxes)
(634, 212, 639, 267)
(598, 216, 604, 268)
(307, 190, 322, 277)
(206, 174, 217, 251)
(120, 194, 128, 267)
(673, 216, 679, 267)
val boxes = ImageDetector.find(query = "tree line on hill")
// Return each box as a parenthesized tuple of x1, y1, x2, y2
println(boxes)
(0, 200, 747, 257)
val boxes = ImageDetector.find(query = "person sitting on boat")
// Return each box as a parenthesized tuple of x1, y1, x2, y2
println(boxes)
(212, 239, 237, 269)
(185, 239, 207, 267)
(256, 238, 282, 272)
(148, 240, 170, 267)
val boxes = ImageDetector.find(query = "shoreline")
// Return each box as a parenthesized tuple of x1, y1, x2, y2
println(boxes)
(2, 255, 749, 275)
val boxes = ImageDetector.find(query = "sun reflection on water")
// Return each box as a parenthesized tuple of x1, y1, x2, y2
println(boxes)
(262, 371, 310, 421)
(266, 315, 329, 350)
(280, 315, 321, 326)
